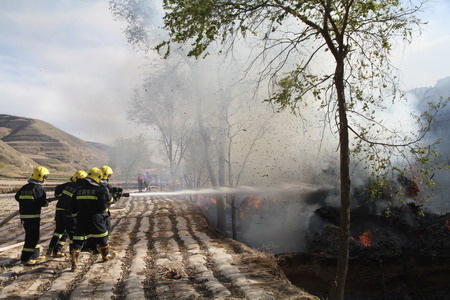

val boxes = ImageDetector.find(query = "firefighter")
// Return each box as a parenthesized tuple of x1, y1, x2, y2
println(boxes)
(81, 165, 122, 254)
(70, 167, 116, 271)
(15, 166, 50, 265)
(99, 165, 123, 229)
(46, 170, 87, 258)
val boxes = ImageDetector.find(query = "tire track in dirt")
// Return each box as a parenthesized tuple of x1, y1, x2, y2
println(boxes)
(192, 228, 275, 299)
(173, 199, 244, 299)
(180, 199, 276, 300)
(170, 207, 215, 298)
(114, 197, 153, 300)
(175, 214, 232, 298)
(143, 196, 158, 299)
(149, 198, 199, 299)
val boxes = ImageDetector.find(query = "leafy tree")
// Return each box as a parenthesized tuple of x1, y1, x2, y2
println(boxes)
(153, 0, 436, 299)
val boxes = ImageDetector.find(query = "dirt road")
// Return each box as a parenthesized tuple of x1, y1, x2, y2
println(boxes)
(0, 195, 317, 299)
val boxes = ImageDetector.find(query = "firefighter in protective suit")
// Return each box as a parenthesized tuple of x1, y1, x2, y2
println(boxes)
(15, 166, 50, 265)
(81, 165, 118, 253)
(99, 165, 122, 230)
(46, 170, 87, 257)
(71, 168, 116, 271)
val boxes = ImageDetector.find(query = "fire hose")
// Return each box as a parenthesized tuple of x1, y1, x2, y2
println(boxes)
(0, 197, 57, 228)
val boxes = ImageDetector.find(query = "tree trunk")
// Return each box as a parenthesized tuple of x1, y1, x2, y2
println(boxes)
(230, 194, 237, 240)
(217, 137, 227, 233)
(196, 104, 226, 232)
(329, 59, 351, 300)
(218, 98, 227, 234)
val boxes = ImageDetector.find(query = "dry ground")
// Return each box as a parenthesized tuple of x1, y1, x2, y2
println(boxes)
(0, 194, 317, 299)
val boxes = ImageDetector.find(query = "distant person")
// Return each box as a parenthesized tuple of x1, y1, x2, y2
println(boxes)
(15, 166, 50, 265)
(47, 170, 87, 258)
(70, 167, 116, 271)
(145, 172, 151, 191)
(137, 173, 145, 192)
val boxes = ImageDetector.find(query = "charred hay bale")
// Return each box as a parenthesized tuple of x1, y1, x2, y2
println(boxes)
(307, 226, 404, 259)
(306, 225, 340, 255)
(406, 214, 450, 259)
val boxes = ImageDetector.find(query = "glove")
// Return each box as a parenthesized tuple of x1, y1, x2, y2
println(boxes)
(111, 187, 123, 201)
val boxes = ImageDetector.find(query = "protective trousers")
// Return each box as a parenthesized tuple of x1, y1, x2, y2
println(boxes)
(21, 219, 41, 262)
(73, 213, 109, 251)
(48, 210, 68, 254)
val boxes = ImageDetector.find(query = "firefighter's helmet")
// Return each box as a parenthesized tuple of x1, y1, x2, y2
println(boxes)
(100, 165, 113, 180)
(87, 167, 103, 183)
(71, 170, 87, 182)
(30, 166, 49, 182)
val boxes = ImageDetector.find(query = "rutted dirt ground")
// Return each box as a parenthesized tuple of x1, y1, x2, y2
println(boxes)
(0, 195, 317, 299)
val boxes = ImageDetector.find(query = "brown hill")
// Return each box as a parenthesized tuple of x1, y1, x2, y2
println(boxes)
(0, 140, 36, 169)
(0, 114, 108, 172)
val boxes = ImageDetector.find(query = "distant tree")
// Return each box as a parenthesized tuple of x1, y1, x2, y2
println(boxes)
(181, 133, 207, 192)
(109, 135, 152, 186)
(218, 88, 268, 240)
(129, 60, 192, 188)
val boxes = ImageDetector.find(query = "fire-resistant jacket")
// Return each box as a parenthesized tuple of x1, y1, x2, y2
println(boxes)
(71, 178, 110, 217)
(15, 181, 48, 219)
(100, 179, 116, 208)
(54, 181, 79, 215)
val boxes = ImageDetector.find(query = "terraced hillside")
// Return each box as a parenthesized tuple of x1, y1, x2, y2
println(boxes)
(0, 114, 108, 171)
(0, 195, 317, 299)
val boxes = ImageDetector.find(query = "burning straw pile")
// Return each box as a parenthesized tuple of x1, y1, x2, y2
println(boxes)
(306, 203, 450, 261)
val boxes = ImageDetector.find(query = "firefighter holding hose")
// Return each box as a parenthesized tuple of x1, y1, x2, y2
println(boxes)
(15, 166, 50, 265)
(46, 170, 87, 258)
(80, 165, 123, 255)
(99, 165, 123, 230)
(70, 167, 116, 271)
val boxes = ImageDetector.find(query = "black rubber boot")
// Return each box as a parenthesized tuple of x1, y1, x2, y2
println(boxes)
(99, 246, 116, 262)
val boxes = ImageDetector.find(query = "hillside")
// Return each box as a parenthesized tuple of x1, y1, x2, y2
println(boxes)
(0, 114, 108, 174)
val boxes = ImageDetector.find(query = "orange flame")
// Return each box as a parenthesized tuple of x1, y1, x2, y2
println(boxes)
(359, 230, 372, 247)
(445, 220, 450, 231)
(254, 199, 262, 208)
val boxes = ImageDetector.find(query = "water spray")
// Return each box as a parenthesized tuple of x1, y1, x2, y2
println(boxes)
(123, 183, 331, 198)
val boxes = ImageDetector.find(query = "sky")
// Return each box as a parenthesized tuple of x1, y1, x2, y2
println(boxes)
(0, 0, 449, 144)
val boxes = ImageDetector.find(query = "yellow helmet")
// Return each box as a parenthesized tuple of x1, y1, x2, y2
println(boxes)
(99, 165, 113, 180)
(87, 167, 103, 183)
(71, 170, 87, 182)
(31, 166, 50, 182)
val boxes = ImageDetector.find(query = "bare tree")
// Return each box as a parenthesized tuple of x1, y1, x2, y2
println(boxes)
(218, 89, 268, 239)
(129, 60, 192, 188)
(181, 133, 207, 192)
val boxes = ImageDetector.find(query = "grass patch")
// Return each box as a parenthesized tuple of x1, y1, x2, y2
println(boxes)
(55, 166, 72, 172)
